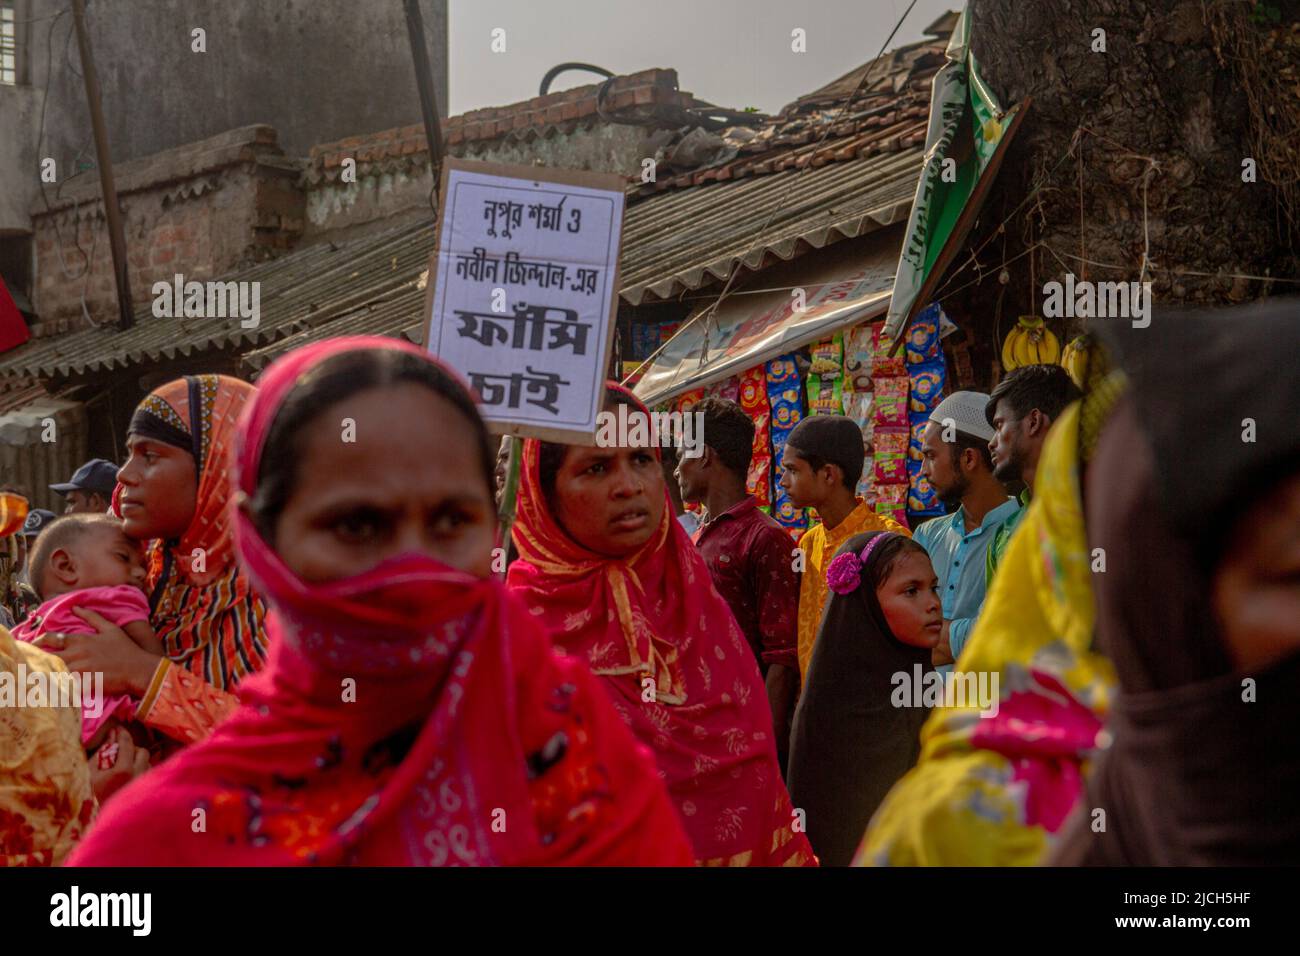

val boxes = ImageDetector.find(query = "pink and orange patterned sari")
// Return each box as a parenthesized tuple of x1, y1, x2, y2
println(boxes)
(507, 386, 815, 866)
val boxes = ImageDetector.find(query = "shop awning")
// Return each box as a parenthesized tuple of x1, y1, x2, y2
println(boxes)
(632, 226, 902, 406)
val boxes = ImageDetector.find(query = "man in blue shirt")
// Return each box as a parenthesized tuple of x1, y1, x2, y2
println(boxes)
(913, 391, 1019, 670)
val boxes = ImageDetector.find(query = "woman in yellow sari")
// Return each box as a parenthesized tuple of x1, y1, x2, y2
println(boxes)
(1, 493, 95, 866)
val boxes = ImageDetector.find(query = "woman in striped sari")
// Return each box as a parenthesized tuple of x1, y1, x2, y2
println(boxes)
(42, 375, 268, 752)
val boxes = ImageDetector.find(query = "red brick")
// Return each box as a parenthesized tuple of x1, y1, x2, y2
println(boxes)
(576, 99, 597, 118)
(560, 102, 580, 121)
(633, 86, 655, 106)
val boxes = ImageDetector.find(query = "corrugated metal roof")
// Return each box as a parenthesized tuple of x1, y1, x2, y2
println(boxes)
(0, 148, 920, 379)
(619, 145, 920, 305)
(238, 286, 427, 375)
(0, 382, 52, 415)
(618, 31, 945, 306)
(0, 219, 435, 381)
(241, 148, 921, 366)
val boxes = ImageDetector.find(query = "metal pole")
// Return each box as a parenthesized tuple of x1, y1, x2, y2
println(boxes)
(403, 0, 446, 198)
(70, 0, 133, 331)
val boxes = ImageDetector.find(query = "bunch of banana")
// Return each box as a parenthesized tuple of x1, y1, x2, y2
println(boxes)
(1060, 334, 1094, 389)
(1001, 315, 1062, 370)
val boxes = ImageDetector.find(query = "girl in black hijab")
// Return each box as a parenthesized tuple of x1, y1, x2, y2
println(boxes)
(1053, 298, 1300, 865)
(787, 531, 941, 866)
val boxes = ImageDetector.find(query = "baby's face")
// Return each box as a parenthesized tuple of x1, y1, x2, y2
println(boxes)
(70, 525, 148, 592)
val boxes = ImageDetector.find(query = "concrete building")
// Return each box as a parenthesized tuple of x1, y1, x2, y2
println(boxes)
(0, 0, 448, 303)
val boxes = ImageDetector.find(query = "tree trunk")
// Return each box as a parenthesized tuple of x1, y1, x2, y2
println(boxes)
(950, 0, 1297, 339)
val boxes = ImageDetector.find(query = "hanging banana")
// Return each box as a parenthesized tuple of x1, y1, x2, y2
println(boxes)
(1001, 315, 1063, 371)
(1060, 334, 1093, 388)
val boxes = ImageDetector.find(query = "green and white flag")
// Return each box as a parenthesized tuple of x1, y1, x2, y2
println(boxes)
(883, 6, 1022, 348)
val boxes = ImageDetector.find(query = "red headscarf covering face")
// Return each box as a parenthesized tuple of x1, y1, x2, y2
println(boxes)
(70, 339, 691, 867)
(508, 385, 814, 866)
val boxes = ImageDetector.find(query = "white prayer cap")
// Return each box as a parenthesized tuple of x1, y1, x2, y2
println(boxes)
(928, 390, 995, 442)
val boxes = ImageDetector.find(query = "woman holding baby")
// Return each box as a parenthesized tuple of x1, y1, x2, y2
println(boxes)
(35, 375, 269, 782)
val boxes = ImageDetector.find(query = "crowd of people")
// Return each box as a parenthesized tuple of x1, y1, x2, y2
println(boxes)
(1, 299, 1296, 867)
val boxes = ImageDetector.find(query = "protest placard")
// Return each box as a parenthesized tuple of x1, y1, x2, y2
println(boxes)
(425, 158, 626, 442)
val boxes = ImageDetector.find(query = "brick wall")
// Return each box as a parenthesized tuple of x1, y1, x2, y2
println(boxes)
(302, 69, 701, 243)
(29, 126, 304, 333)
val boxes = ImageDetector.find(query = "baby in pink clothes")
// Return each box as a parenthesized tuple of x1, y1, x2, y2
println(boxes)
(12, 512, 164, 750)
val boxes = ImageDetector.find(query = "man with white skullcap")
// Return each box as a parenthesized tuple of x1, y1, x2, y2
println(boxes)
(913, 391, 1019, 669)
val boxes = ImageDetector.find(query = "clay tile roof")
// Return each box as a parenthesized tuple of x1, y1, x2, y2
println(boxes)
(618, 29, 953, 304)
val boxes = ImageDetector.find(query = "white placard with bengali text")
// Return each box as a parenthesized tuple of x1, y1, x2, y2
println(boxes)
(426, 160, 625, 441)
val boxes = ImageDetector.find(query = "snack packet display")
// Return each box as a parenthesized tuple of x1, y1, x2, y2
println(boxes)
(908, 361, 946, 415)
(767, 353, 808, 538)
(845, 323, 874, 391)
(874, 479, 910, 529)
(908, 457, 944, 516)
(739, 367, 773, 506)
(706, 375, 740, 403)
(748, 457, 771, 506)
(766, 354, 799, 385)
(906, 303, 943, 364)
(909, 413, 928, 463)
(872, 375, 909, 427)
(739, 367, 768, 413)
(809, 332, 844, 376)
(873, 427, 909, 457)
(872, 323, 907, 378)
(874, 453, 908, 484)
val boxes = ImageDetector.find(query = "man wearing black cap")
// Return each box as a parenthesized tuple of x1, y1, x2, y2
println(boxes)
(50, 459, 118, 515)
(16, 508, 57, 580)
(10, 509, 54, 622)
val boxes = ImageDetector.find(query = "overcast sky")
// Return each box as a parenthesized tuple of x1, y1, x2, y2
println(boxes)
(448, 0, 960, 117)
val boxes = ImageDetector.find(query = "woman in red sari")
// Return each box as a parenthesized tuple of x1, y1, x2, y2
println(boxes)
(508, 386, 815, 866)
(68, 338, 692, 866)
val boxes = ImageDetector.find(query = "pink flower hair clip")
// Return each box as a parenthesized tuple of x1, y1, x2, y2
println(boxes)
(826, 533, 896, 595)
